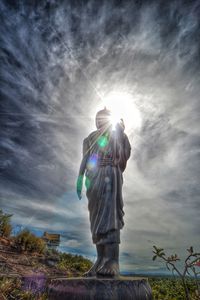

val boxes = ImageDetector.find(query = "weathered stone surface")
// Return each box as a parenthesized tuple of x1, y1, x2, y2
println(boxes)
(48, 276, 152, 300)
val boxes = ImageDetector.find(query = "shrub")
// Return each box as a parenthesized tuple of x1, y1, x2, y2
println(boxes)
(15, 229, 46, 254)
(57, 253, 92, 274)
(0, 209, 12, 237)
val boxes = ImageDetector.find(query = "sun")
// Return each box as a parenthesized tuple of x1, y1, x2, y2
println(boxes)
(100, 91, 142, 132)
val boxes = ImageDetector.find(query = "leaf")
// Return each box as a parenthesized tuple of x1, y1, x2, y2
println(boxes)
(156, 248, 164, 254)
(187, 246, 194, 254)
(195, 260, 200, 267)
(152, 255, 157, 261)
(158, 248, 164, 252)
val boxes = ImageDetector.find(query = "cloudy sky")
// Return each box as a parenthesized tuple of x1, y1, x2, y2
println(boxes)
(0, 0, 200, 274)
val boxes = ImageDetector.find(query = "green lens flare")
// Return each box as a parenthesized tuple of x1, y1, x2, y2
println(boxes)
(97, 135, 108, 148)
(77, 175, 83, 190)
(85, 176, 91, 190)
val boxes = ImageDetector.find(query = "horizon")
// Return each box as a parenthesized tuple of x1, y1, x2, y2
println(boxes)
(8, 222, 198, 276)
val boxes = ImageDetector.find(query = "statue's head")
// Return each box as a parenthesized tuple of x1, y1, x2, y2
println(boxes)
(95, 107, 111, 130)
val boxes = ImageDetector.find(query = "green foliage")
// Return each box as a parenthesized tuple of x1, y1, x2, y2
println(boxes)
(150, 277, 200, 300)
(57, 252, 92, 274)
(152, 245, 200, 300)
(0, 209, 12, 237)
(1, 222, 12, 238)
(15, 229, 46, 254)
(45, 247, 59, 257)
(0, 277, 48, 300)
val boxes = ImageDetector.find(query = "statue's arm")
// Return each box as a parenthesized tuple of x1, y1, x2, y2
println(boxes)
(123, 133, 131, 161)
(116, 125, 131, 172)
(76, 138, 89, 200)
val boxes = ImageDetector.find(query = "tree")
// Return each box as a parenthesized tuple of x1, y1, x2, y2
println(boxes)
(152, 245, 200, 300)
(0, 209, 12, 237)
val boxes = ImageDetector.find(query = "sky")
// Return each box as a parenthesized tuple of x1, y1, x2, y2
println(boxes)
(0, 0, 200, 274)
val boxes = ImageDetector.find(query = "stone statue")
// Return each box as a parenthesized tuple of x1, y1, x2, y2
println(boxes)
(77, 107, 131, 277)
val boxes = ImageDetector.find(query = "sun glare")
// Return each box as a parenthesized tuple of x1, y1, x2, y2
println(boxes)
(100, 91, 142, 132)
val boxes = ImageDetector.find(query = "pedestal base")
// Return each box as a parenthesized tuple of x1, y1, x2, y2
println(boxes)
(48, 276, 152, 300)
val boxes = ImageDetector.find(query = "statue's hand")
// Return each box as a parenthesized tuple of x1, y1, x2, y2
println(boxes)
(77, 189, 82, 200)
(76, 175, 83, 200)
(116, 118, 125, 133)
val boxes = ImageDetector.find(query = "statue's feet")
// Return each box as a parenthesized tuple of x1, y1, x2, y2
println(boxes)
(96, 259, 119, 277)
(83, 258, 103, 277)
(83, 269, 95, 277)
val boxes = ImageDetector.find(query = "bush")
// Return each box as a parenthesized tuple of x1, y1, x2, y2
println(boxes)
(45, 248, 59, 257)
(0, 209, 12, 237)
(57, 253, 92, 274)
(15, 229, 46, 254)
(1, 222, 12, 237)
(149, 277, 199, 300)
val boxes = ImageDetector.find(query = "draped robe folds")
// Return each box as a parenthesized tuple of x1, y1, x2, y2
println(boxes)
(82, 129, 131, 245)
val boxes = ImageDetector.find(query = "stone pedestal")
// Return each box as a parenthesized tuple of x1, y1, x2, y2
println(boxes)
(48, 276, 152, 300)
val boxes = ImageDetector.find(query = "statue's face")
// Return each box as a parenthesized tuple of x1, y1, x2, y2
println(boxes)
(96, 112, 111, 130)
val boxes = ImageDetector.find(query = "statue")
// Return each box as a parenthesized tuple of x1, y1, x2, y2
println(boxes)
(77, 107, 131, 277)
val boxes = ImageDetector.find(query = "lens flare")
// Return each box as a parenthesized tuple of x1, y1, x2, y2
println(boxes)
(87, 154, 98, 170)
(77, 175, 83, 190)
(98, 91, 142, 132)
(85, 176, 91, 189)
(97, 135, 109, 148)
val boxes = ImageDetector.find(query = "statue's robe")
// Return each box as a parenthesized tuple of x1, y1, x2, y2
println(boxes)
(83, 129, 131, 245)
